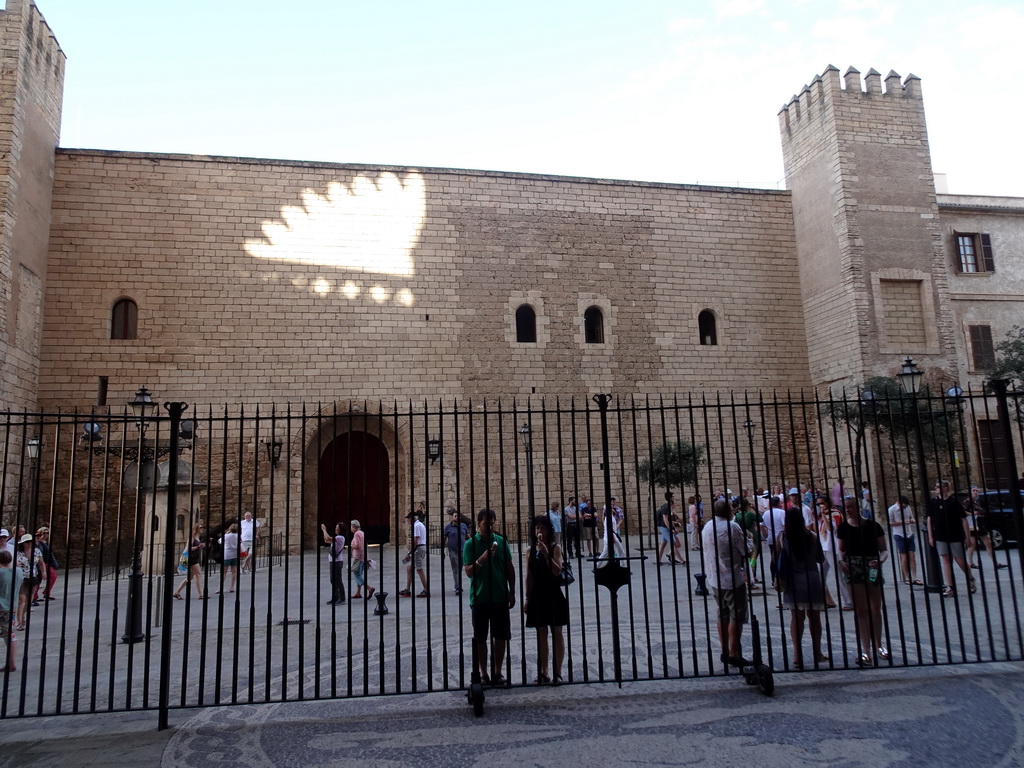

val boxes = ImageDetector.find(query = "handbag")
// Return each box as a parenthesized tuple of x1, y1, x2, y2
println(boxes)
(558, 559, 575, 587)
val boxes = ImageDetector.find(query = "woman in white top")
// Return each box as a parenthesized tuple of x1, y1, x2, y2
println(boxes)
(218, 523, 239, 593)
(887, 495, 920, 586)
(818, 500, 852, 610)
(240, 512, 259, 574)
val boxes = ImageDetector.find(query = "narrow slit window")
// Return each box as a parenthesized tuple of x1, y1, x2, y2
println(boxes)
(515, 304, 537, 343)
(584, 306, 604, 344)
(111, 298, 138, 340)
(698, 310, 718, 346)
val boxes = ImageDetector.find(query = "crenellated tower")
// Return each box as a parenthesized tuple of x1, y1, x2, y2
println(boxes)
(779, 65, 957, 391)
(0, 0, 64, 413)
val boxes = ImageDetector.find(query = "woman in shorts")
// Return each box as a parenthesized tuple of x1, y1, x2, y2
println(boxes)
(887, 495, 921, 586)
(218, 523, 239, 593)
(837, 498, 887, 666)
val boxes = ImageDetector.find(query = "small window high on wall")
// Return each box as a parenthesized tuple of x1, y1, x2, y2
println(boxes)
(584, 306, 604, 344)
(111, 298, 138, 340)
(698, 310, 717, 346)
(515, 304, 537, 343)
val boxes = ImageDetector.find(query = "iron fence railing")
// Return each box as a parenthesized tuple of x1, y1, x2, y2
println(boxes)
(0, 385, 1020, 725)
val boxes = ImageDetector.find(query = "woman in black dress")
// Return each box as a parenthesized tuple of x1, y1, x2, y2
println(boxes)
(837, 498, 887, 666)
(778, 507, 828, 669)
(524, 515, 569, 685)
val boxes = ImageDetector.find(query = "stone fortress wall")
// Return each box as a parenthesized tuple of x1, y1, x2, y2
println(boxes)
(0, 1, 1022, 552)
(40, 152, 810, 410)
(0, 0, 64, 414)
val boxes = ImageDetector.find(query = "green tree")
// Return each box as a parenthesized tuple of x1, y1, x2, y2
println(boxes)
(822, 375, 963, 471)
(991, 325, 1024, 388)
(637, 439, 705, 490)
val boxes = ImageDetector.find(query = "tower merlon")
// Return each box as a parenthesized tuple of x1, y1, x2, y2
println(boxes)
(865, 68, 882, 95)
(884, 69, 902, 94)
(843, 66, 861, 92)
(903, 73, 921, 98)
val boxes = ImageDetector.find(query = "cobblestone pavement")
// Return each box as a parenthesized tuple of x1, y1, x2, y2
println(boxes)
(0, 662, 1022, 767)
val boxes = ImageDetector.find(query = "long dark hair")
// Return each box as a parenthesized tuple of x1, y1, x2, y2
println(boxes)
(530, 514, 555, 549)
(784, 506, 810, 558)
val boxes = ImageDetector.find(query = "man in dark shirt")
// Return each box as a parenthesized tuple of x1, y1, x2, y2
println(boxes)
(442, 508, 469, 595)
(655, 491, 674, 565)
(926, 480, 974, 597)
(33, 527, 58, 603)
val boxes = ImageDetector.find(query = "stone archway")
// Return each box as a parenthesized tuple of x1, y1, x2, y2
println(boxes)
(317, 431, 391, 545)
(300, 403, 408, 549)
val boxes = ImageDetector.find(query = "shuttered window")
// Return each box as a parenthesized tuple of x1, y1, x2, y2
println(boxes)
(955, 232, 995, 273)
(969, 324, 996, 371)
(111, 298, 138, 340)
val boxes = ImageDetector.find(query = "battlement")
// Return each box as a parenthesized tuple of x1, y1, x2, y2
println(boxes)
(778, 64, 922, 131)
(0, 1, 65, 59)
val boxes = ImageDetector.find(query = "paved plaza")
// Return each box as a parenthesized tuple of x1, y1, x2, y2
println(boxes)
(0, 661, 1022, 767)
(1, 538, 1022, 718)
(0, 539, 1021, 766)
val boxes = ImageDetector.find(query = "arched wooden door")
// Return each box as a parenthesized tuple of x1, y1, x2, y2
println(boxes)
(318, 431, 391, 545)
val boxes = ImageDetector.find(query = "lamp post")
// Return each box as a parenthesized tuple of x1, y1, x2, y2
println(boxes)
(25, 437, 40, 526)
(124, 386, 158, 643)
(896, 358, 942, 593)
(519, 423, 535, 516)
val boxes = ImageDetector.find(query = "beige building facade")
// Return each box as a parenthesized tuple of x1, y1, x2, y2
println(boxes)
(0, 1, 1021, 550)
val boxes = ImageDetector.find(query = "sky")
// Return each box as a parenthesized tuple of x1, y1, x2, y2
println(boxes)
(30, 0, 1024, 197)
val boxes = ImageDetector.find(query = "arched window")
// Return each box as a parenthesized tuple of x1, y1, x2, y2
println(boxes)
(584, 306, 604, 344)
(176, 514, 186, 533)
(698, 310, 718, 346)
(515, 304, 537, 343)
(111, 298, 138, 340)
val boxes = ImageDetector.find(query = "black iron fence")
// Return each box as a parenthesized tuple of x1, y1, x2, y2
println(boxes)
(0, 384, 1021, 725)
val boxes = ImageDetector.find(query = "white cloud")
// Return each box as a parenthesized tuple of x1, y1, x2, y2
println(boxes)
(668, 17, 705, 32)
(715, 0, 766, 19)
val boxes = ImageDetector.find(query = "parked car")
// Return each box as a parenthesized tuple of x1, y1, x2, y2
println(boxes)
(960, 490, 1024, 549)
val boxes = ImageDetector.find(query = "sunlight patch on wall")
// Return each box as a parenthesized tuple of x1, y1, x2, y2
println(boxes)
(245, 172, 426, 277)
(283, 276, 415, 307)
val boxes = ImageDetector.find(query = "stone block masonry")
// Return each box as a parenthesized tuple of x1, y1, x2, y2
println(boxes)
(40, 152, 810, 410)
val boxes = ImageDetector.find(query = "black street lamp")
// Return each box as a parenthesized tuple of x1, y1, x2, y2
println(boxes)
(427, 436, 441, 464)
(124, 386, 158, 643)
(265, 439, 283, 467)
(25, 437, 40, 525)
(896, 358, 942, 593)
(129, 386, 158, 424)
(519, 423, 535, 515)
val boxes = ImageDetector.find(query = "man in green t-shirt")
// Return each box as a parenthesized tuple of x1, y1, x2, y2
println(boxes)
(463, 508, 516, 686)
